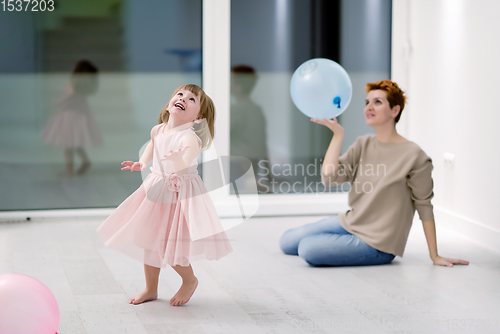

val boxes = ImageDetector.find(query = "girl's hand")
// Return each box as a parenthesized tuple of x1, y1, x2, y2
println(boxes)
(311, 117, 344, 135)
(121, 161, 146, 172)
(160, 146, 190, 162)
(432, 255, 469, 267)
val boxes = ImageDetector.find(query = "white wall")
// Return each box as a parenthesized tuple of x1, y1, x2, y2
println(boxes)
(392, 0, 500, 252)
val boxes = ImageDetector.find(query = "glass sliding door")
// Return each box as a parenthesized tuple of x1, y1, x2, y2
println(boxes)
(229, 0, 392, 196)
(0, 0, 202, 212)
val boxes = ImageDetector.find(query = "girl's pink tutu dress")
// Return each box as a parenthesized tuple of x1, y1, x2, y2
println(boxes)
(40, 91, 103, 149)
(97, 123, 233, 267)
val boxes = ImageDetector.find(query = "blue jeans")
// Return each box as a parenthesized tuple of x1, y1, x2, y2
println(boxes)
(279, 215, 396, 266)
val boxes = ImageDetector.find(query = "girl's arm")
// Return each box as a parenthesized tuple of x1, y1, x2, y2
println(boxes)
(139, 125, 159, 166)
(121, 125, 159, 171)
(163, 134, 200, 173)
(139, 142, 154, 166)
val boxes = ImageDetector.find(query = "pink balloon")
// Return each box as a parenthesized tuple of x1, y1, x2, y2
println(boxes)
(0, 273, 60, 334)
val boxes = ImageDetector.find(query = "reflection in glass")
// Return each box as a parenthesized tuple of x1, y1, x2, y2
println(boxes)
(0, 0, 202, 211)
(230, 0, 391, 194)
(39, 60, 102, 177)
(230, 65, 270, 194)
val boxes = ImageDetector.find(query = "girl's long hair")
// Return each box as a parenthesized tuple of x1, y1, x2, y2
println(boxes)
(158, 84, 215, 151)
(71, 60, 99, 95)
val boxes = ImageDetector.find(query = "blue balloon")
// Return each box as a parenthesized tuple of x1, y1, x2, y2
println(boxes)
(290, 58, 352, 119)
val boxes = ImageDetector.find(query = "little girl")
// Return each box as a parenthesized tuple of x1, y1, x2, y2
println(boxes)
(96, 84, 233, 306)
(40, 59, 102, 176)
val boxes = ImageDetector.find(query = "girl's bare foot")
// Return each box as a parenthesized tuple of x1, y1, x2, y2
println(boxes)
(128, 289, 158, 305)
(76, 161, 91, 175)
(169, 277, 198, 306)
(57, 169, 73, 177)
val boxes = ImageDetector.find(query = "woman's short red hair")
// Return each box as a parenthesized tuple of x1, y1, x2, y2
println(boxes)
(365, 80, 407, 124)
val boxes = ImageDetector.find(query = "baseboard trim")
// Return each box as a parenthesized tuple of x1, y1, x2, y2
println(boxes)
(434, 206, 500, 254)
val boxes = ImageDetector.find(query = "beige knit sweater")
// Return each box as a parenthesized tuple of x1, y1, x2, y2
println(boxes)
(323, 134, 435, 257)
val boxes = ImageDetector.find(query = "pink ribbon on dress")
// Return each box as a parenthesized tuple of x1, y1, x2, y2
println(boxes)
(150, 167, 198, 192)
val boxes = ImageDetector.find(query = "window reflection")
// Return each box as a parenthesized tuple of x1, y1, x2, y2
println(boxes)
(230, 0, 391, 194)
(0, 0, 202, 211)
(230, 65, 271, 194)
(40, 60, 101, 177)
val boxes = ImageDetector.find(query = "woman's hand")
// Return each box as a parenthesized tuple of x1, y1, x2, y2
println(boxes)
(311, 117, 345, 135)
(160, 146, 190, 162)
(121, 161, 146, 172)
(432, 255, 469, 267)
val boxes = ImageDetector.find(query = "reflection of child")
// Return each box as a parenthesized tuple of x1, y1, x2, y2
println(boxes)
(39, 59, 102, 176)
(230, 65, 270, 193)
(96, 84, 233, 306)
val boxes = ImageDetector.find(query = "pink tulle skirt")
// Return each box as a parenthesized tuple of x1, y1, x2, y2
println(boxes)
(40, 109, 103, 149)
(96, 169, 233, 268)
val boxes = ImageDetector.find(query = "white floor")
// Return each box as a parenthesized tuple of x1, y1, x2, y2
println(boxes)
(0, 215, 499, 334)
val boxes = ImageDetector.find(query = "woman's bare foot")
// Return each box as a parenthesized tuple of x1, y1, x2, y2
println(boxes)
(169, 277, 198, 306)
(128, 289, 158, 305)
